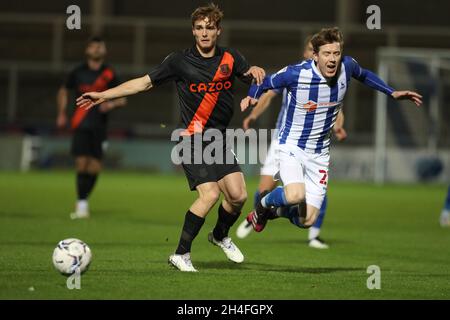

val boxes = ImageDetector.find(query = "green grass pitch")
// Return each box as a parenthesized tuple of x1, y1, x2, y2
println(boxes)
(0, 171, 449, 299)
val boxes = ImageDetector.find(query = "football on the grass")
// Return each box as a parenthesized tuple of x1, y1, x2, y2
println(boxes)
(52, 238, 92, 275)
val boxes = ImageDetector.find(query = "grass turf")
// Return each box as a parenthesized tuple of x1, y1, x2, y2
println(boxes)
(0, 171, 449, 299)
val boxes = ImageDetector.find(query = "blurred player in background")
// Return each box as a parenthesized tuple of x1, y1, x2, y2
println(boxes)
(240, 27, 422, 236)
(236, 37, 347, 249)
(440, 185, 450, 227)
(56, 36, 127, 219)
(75, 4, 265, 272)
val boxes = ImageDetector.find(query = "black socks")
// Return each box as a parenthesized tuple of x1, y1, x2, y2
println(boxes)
(77, 173, 98, 200)
(175, 210, 205, 255)
(175, 206, 240, 255)
(212, 204, 240, 241)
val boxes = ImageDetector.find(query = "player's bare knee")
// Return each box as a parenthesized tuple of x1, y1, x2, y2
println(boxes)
(240, 191, 248, 205)
(228, 190, 247, 208)
(200, 188, 221, 206)
(284, 188, 305, 205)
(87, 158, 102, 174)
(75, 157, 89, 172)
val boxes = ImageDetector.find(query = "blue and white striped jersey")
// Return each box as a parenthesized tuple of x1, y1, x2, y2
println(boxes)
(249, 56, 395, 154)
(269, 88, 287, 140)
(274, 88, 287, 130)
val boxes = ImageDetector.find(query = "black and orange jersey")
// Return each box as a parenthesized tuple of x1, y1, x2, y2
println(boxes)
(64, 63, 120, 130)
(148, 45, 251, 134)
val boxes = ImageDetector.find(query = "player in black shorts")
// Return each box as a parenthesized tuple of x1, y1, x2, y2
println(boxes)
(56, 36, 127, 219)
(75, 4, 265, 271)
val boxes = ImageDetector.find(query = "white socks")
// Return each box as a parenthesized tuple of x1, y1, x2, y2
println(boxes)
(440, 210, 449, 226)
(76, 200, 88, 213)
(308, 226, 320, 240)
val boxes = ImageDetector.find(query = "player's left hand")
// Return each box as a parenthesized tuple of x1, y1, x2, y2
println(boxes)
(391, 90, 423, 107)
(240, 96, 258, 112)
(76, 92, 106, 110)
(244, 66, 265, 85)
(333, 127, 347, 141)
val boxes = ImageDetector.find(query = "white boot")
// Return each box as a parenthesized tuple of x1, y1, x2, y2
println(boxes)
(168, 253, 198, 272)
(208, 232, 244, 263)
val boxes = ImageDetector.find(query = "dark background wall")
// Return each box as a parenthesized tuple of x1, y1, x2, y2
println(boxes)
(0, 0, 449, 147)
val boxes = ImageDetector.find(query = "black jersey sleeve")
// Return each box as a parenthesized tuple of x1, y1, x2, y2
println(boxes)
(230, 49, 252, 84)
(148, 52, 179, 86)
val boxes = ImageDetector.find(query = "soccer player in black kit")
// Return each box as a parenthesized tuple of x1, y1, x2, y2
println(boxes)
(56, 37, 127, 219)
(76, 4, 265, 271)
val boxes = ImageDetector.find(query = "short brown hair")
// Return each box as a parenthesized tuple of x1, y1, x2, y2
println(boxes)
(310, 27, 344, 53)
(191, 3, 224, 28)
(87, 35, 105, 46)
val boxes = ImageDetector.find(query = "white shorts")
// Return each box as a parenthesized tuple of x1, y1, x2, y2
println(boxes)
(274, 143, 329, 209)
(260, 138, 279, 176)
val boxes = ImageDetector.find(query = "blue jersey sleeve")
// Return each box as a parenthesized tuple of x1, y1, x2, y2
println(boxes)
(272, 88, 283, 95)
(248, 66, 295, 99)
(345, 56, 395, 96)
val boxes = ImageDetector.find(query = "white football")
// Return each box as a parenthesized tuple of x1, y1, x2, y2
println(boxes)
(52, 238, 92, 275)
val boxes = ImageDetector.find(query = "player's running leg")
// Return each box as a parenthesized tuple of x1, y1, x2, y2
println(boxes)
(254, 179, 313, 230)
(253, 145, 327, 231)
(308, 195, 329, 249)
(440, 185, 450, 227)
(169, 182, 220, 272)
(236, 175, 277, 238)
(249, 145, 307, 232)
(256, 144, 304, 230)
(240, 138, 281, 234)
(208, 172, 247, 263)
(71, 156, 102, 219)
(71, 129, 105, 219)
(71, 156, 90, 219)
(251, 186, 290, 231)
(262, 184, 320, 228)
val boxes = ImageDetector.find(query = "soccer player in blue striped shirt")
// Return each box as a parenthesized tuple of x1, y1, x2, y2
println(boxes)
(240, 27, 422, 232)
(236, 37, 346, 248)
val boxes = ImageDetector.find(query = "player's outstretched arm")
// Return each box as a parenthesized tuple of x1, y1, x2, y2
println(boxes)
(243, 66, 266, 85)
(242, 90, 277, 130)
(391, 90, 423, 107)
(349, 57, 423, 107)
(241, 66, 294, 112)
(76, 75, 152, 110)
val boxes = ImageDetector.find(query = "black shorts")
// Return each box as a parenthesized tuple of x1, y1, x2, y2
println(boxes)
(176, 134, 242, 191)
(71, 128, 107, 160)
